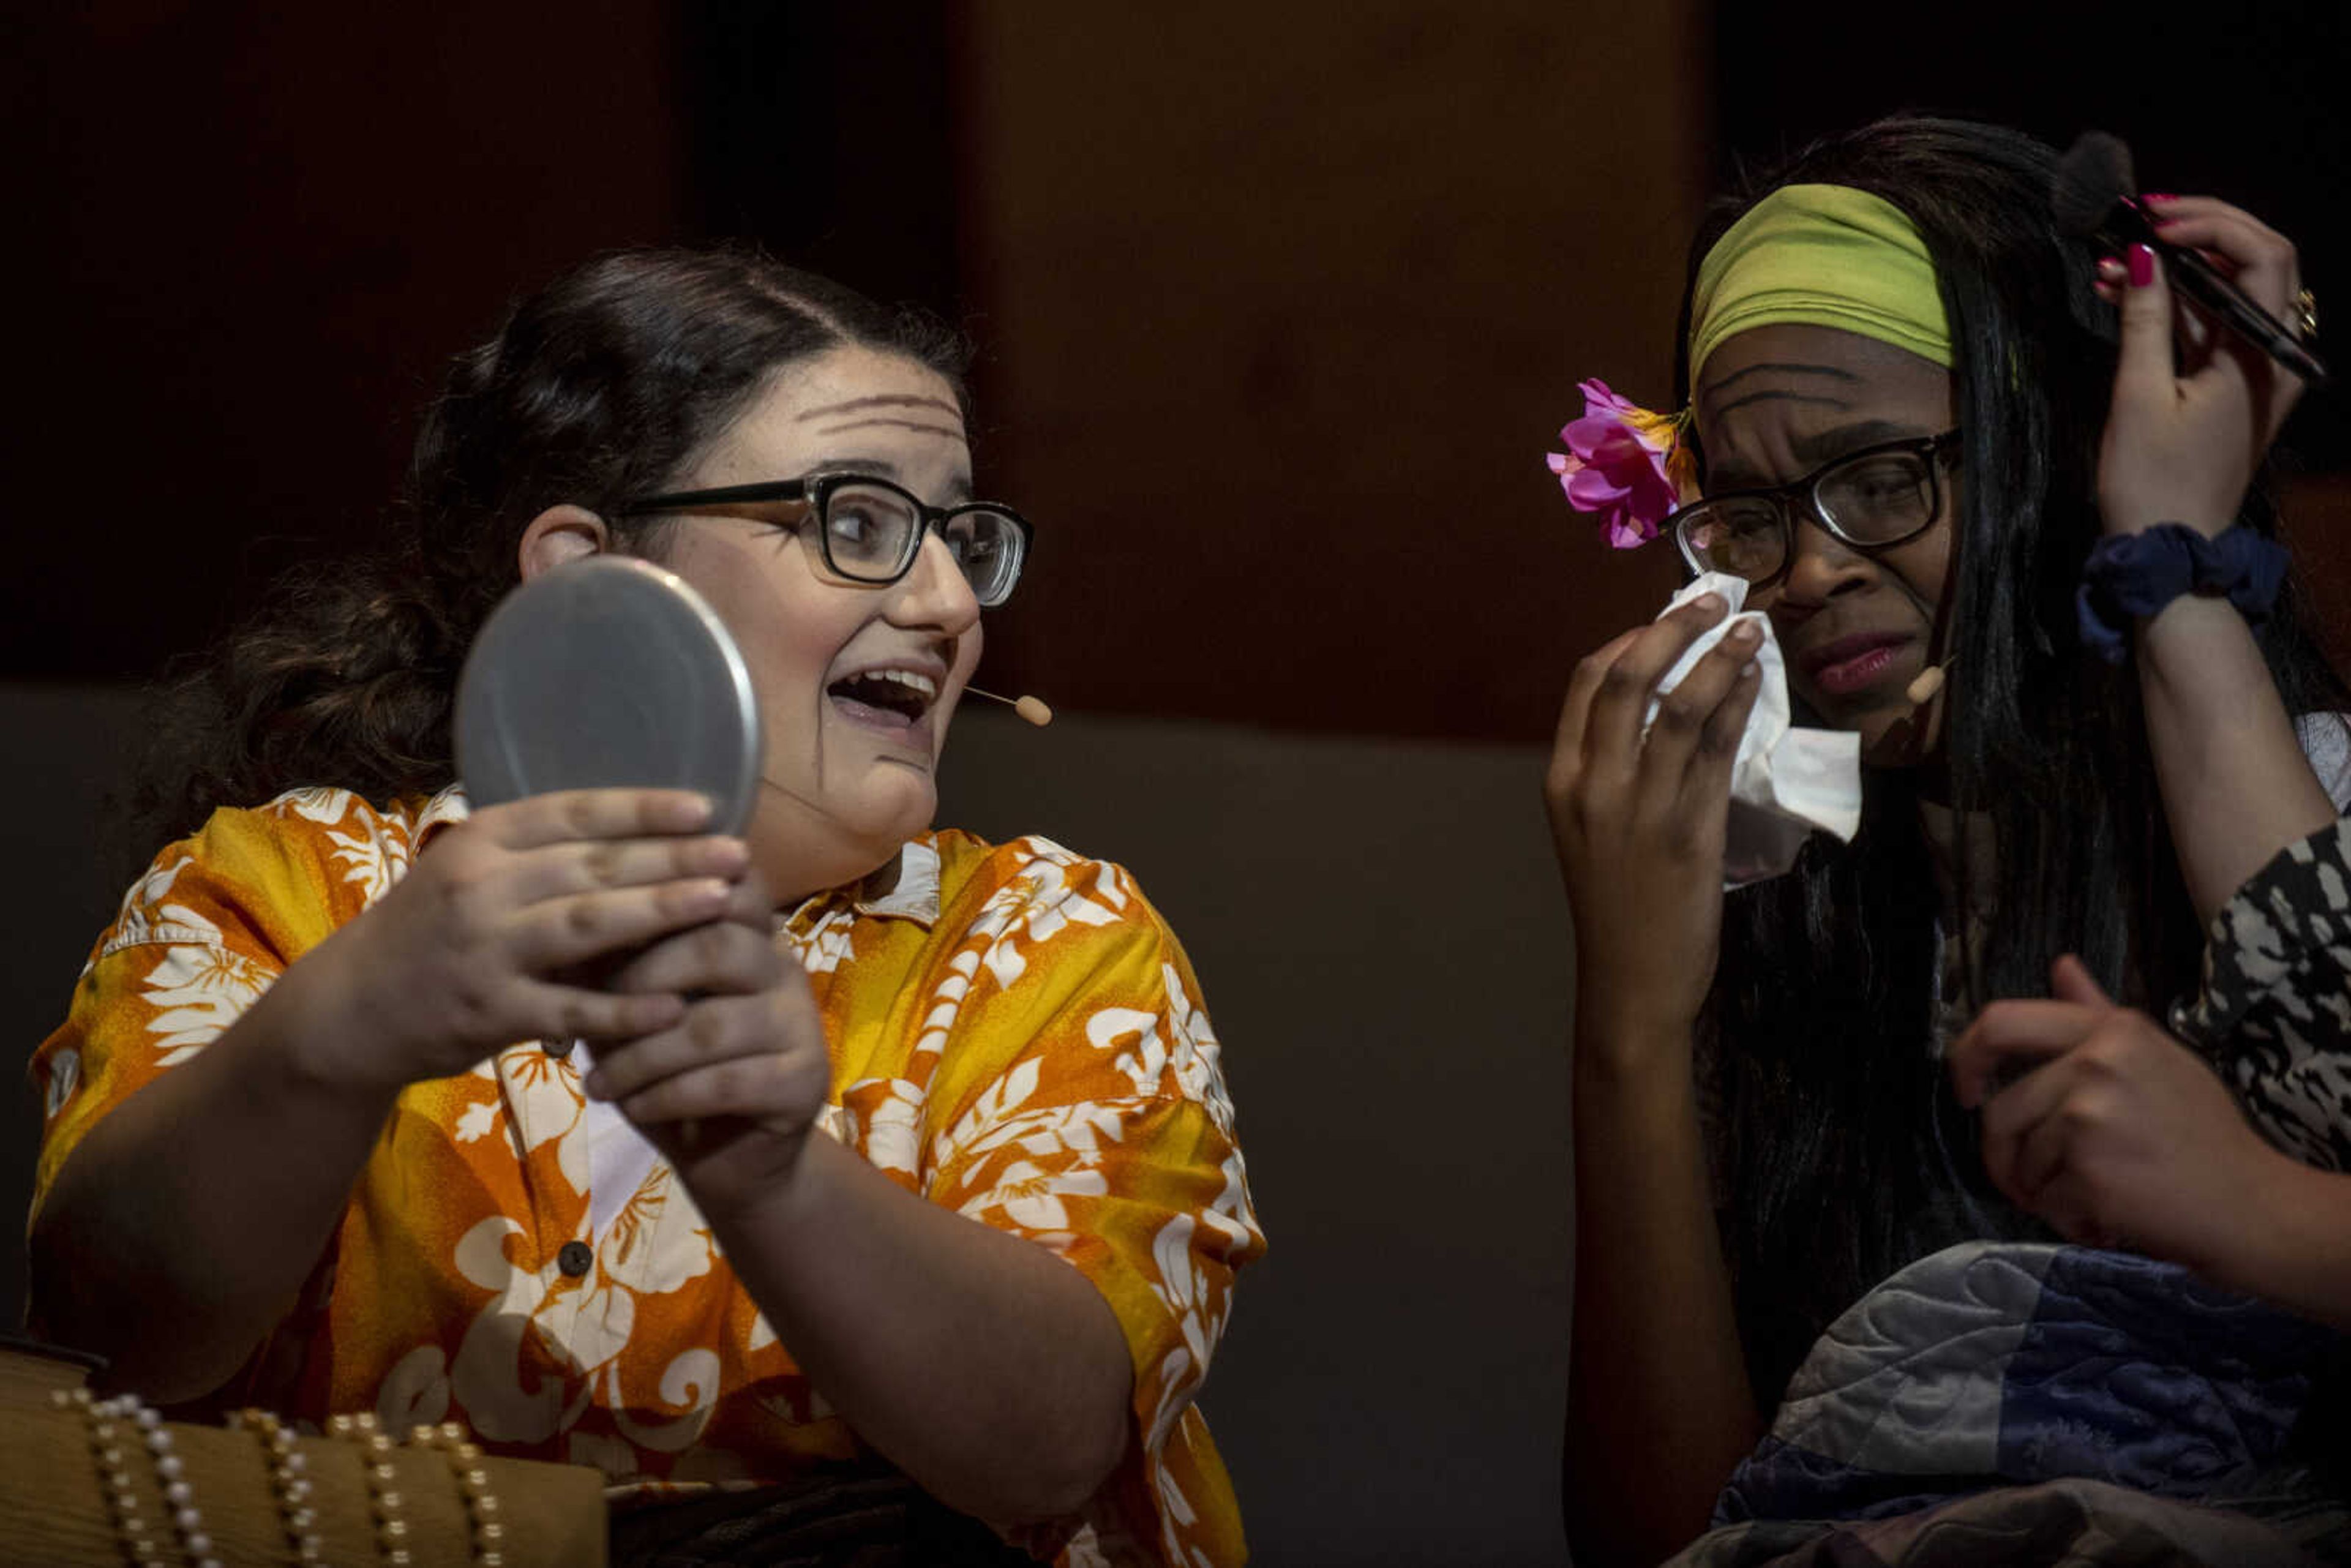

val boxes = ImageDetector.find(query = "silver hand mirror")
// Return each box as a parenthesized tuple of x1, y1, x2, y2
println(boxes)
(454, 556, 762, 835)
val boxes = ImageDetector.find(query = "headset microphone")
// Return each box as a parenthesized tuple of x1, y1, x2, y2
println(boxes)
(1904, 659, 1952, 709)
(966, 685, 1054, 727)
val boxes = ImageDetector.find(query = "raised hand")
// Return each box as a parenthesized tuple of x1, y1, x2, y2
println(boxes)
(2095, 196, 2310, 538)
(580, 869, 833, 1214)
(1546, 591, 1763, 1045)
(304, 788, 748, 1090)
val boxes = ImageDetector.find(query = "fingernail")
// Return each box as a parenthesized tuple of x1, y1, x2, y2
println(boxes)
(2097, 253, 2124, 276)
(1693, 591, 1725, 614)
(2128, 243, 2154, 289)
(2142, 192, 2177, 204)
(689, 877, 730, 904)
(1727, 620, 1763, 648)
(584, 1070, 609, 1100)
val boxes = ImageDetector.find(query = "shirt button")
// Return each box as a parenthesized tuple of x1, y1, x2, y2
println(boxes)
(557, 1241, 593, 1278)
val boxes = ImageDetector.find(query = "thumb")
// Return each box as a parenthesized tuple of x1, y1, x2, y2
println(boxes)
(2049, 953, 2114, 1008)
(2112, 241, 2177, 401)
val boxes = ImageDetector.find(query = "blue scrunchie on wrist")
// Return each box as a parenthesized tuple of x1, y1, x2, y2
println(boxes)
(2075, 523, 2290, 662)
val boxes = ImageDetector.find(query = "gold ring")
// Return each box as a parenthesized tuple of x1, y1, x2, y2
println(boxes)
(2293, 286, 2319, 344)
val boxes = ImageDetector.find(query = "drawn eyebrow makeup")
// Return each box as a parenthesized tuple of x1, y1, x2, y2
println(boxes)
(1700, 361, 1862, 397)
(795, 393, 963, 422)
(1700, 362, 1861, 421)
(810, 419, 967, 440)
(800, 394, 966, 444)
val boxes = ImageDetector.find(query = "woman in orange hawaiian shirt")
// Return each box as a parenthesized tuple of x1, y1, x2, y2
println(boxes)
(28, 250, 1263, 1567)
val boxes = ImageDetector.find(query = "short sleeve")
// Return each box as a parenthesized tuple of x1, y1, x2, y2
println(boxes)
(29, 790, 410, 1221)
(912, 846, 1264, 1567)
(2173, 815, 2351, 1172)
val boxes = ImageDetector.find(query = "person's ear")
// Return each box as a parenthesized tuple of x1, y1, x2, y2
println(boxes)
(517, 504, 609, 582)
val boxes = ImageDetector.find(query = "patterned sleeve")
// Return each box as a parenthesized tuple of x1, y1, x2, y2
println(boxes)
(904, 844, 1265, 1567)
(29, 790, 403, 1223)
(2171, 816, 2351, 1173)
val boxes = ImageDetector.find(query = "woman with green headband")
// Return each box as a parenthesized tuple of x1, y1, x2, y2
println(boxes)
(1548, 118, 2351, 1564)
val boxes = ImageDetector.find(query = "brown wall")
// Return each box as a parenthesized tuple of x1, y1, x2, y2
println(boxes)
(6, 6, 684, 677)
(953, 4, 1704, 744)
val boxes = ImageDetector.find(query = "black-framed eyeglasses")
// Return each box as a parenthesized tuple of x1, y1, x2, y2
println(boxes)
(618, 473, 1033, 608)
(1668, 430, 1961, 590)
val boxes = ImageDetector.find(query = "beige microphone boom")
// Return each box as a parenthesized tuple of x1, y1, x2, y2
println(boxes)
(967, 685, 1054, 727)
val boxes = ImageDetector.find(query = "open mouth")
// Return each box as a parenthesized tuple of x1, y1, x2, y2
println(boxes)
(826, 667, 939, 730)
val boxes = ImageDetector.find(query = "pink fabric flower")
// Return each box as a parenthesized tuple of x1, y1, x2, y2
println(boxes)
(1546, 379, 1692, 550)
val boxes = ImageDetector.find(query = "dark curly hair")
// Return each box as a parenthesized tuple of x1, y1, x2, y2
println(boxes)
(138, 247, 968, 842)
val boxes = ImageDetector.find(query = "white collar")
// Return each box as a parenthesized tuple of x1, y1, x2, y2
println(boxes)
(838, 839, 942, 928)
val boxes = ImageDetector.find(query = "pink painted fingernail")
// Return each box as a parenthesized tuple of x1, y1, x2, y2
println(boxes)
(2143, 192, 2177, 203)
(2128, 243, 2155, 288)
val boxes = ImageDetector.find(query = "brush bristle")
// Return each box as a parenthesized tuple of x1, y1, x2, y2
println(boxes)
(2051, 130, 2135, 238)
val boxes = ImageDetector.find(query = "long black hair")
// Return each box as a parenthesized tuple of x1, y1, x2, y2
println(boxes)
(138, 248, 967, 843)
(1678, 118, 2351, 1403)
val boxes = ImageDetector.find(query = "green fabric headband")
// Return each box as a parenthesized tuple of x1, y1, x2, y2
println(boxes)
(1687, 183, 1952, 383)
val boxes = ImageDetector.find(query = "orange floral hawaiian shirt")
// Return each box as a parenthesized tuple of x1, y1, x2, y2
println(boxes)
(30, 787, 1265, 1566)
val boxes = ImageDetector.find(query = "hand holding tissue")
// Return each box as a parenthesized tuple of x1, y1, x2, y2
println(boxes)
(1649, 572, 1862, 886)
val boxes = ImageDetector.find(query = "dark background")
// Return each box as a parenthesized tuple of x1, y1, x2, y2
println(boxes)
(7, 7, 2349, 1564)
(9, 4, 2349, 702)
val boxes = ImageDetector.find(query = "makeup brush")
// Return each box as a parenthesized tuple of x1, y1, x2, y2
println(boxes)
(2051, 130, 2328, 386)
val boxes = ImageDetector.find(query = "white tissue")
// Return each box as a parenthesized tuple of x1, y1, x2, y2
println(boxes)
(1648, 572, 1862, 888)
